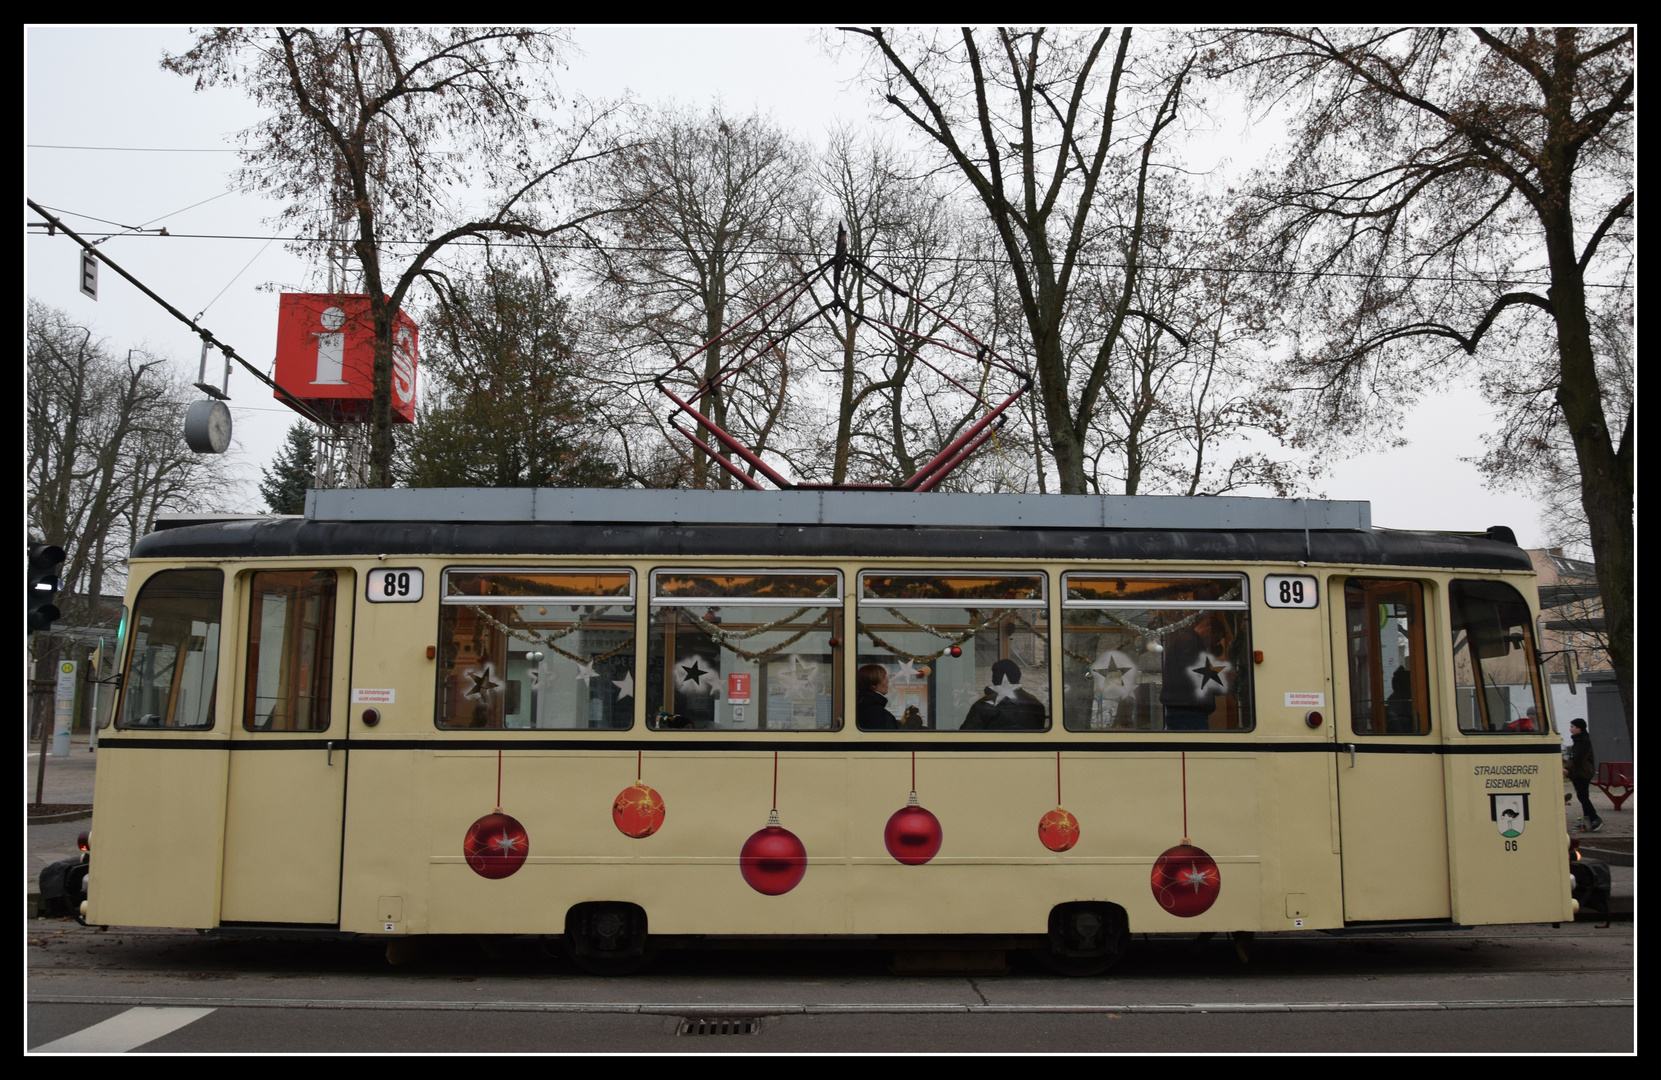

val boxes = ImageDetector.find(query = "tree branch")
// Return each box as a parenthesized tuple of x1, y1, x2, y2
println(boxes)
(1578, 192, 1633, 274)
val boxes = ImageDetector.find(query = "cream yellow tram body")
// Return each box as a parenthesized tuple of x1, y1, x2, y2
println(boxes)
(87, 490, 1572, 970)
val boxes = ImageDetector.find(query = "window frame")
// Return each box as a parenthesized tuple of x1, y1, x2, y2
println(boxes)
(1342, 577, 1435, 737)
(859, 569, 1047, 606)
(435, 566, 638, 731)
(1449, 577, 1548, 736)
(115, 567, 225, 731)
(241, 568, 339, 733)
(1058, 571, 1254, 734)
(650, 568, 844, 606)
(647, 568, 845, 732)
(854, 569, 1051, 733)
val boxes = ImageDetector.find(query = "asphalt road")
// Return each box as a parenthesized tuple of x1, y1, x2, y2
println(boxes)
(28, 920, 1634, 1054)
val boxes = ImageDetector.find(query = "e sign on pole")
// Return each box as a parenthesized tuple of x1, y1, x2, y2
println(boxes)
(79, 250, 98, 300)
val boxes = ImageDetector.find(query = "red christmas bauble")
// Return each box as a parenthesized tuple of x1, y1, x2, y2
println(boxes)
(612, 781, 666, 839)
(1038, 807, 1081, 852)
(949, 645, 962, 658)
(463, 812, 529, 879)
(884, 802, 943, 865)
(740, 823, 808, 895)
(1150, 842, 1221, 918)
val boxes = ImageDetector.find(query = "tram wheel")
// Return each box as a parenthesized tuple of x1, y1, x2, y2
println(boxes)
(560, 902, 655, 975)
(1039, 901, 1129, 976)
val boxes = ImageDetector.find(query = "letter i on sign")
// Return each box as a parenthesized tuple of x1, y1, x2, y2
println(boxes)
(314, 307, 347, 384)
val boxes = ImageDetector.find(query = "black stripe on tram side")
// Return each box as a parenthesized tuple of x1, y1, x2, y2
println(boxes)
(93, 736, 1560, 755)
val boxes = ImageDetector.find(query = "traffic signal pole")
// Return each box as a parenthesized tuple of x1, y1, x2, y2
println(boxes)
(29, 540, 67, 809)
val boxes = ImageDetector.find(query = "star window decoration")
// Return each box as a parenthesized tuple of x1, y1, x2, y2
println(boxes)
(1187, 652, 1233, 697)
(465, 664, 500, 700)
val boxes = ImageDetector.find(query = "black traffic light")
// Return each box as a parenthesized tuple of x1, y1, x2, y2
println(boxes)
(28, 540, 66, 634)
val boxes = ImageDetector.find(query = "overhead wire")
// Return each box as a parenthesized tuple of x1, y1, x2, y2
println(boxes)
(25, 198, 343, 434)
(193, 237, 275, 321)
(27, 143, 239, 152)
(24, 224, 1630, 291)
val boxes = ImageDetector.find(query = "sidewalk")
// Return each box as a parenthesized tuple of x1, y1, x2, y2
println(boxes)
(26, 733, 96, 906)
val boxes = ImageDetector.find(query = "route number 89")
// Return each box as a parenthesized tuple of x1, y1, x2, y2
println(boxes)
(366, 567, 424, 603)
(1265, 574, 1318, 609)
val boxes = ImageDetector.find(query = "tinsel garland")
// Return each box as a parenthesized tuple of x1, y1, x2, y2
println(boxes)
(469, 605, 635, 664)
(858, 605, 1009, 664)
(1057, 586, 1243, 664)
(858, 587, 1241, 668)
(676, 606, 826, 663)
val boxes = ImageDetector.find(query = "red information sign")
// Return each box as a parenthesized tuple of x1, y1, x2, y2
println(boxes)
(728, 673, 751, 704)
(272, 294, 418, 424)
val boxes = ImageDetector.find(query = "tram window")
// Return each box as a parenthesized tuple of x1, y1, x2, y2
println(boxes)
(446, 570, 630, 600)
(243, 571, 336, 731)
(98, 605, 130, 730)
(117, 569, 222, 730)
(1342, 580, 1432, 735)
(1451, 579, 1548, 733)
(437, 570, 636, 730)
(856, 573, 1048, 732)
(647, 571, 842, 731)
(1060, 574, 1251, 733)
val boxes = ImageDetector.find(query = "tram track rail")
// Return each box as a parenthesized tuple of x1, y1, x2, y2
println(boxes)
(29, 918, 1631, 978)
(26, 992, 1636, 1017)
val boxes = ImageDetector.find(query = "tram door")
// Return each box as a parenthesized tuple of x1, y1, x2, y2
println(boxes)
(1331, 578, 1452, 922)
(220, 569, 354, 925)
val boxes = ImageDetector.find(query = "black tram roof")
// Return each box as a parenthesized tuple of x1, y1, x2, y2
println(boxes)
(132, 489, 1532, 572)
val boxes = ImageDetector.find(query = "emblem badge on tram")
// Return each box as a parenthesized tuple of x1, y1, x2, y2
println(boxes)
(1491, 793, 1529, 838)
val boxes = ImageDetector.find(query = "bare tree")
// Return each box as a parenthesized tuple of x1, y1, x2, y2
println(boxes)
(164, 27, 630, 488)
(583, 105, 810, 488)
(1074, 181, 1294, 497)
(808, 129, 995, 487)
(1222, 27, 1634, 730)
(843, 27, 1196, 494)
(27, 299, 238, 626)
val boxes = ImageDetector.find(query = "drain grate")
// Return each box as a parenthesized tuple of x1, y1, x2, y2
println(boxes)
(677, 1017, 761, 1036)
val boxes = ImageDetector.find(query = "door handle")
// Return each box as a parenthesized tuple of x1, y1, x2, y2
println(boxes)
(327, 741, 335, 766)
(1346, 743, 1356, 768)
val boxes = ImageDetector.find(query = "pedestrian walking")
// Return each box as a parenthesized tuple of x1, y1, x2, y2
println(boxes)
(1567, 718, 1602, 832)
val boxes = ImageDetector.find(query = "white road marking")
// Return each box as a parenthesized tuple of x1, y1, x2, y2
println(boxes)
(32, 1006, 216, 1053)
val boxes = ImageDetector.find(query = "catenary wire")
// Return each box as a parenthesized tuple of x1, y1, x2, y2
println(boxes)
(24, 226, 1629, 291)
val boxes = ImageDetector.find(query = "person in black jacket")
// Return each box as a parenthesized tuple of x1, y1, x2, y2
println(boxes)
(1159, 612, 1232, 731)
(1567, 718, 1602, 831)
(961, 659, 1047, 731)
(856, 664, 901, 730)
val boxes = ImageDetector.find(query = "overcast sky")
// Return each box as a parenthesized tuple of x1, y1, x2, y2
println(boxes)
(24, 25, 1555, 546)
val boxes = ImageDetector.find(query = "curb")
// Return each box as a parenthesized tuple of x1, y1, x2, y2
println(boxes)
(1579, 846, 1632, 867)
(27, 809, 93, 825)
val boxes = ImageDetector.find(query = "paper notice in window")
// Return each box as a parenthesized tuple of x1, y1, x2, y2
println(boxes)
(728, 673, 751, 704)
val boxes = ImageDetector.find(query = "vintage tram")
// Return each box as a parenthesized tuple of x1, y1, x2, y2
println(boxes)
(85, 488, 1572, 972)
